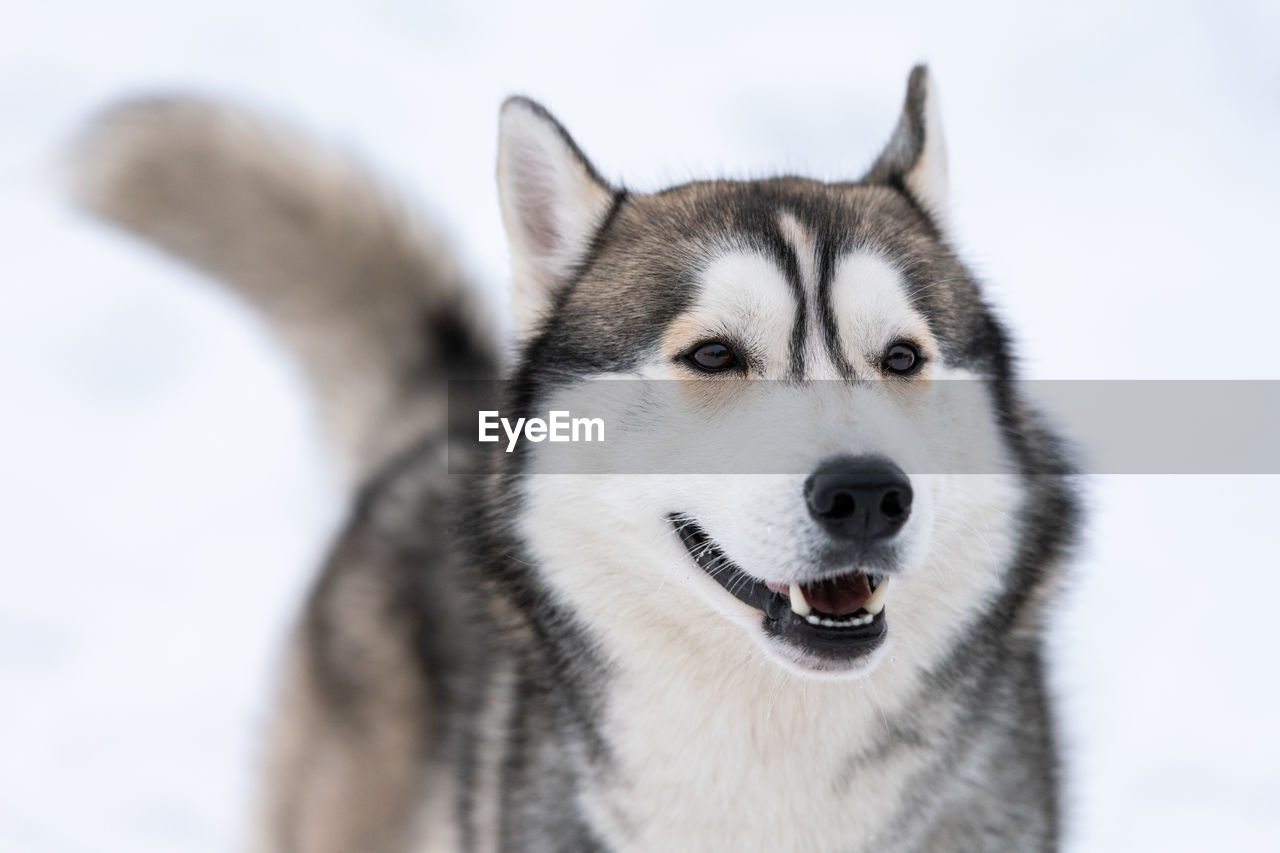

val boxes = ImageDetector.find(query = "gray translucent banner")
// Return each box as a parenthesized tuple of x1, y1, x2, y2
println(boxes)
(446, 380, 1279, 474)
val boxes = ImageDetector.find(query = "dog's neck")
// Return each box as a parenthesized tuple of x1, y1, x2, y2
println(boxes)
(568, 583, 937, 850)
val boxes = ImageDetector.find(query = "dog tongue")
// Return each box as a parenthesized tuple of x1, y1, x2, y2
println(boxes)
(802, 573, 872, 616)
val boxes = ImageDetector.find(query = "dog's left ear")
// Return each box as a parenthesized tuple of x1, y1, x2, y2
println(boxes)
(863, 65, 949, 232)
(498, 97, 617, 339)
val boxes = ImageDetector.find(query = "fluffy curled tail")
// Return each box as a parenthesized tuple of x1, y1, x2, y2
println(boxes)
(71, 97, 497, 483)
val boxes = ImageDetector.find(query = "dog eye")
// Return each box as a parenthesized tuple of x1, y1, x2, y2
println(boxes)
(883, 342, 921, 375)
(686, 341, 739, 372)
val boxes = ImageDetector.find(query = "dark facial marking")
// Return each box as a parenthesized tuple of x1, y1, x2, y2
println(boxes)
(762, 224, 809, 380)
(816, 234, 856, 379)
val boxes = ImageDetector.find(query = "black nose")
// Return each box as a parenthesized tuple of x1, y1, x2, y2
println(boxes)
(804, 456, 913, 541)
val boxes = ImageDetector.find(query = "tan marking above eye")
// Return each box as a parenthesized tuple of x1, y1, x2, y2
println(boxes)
(660, 250, 798, 377)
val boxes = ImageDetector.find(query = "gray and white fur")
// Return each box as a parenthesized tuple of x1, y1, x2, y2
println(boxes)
(72, 66, 1079, 852)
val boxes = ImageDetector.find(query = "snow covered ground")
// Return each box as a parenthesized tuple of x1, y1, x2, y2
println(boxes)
(1, 1, 1277, 849)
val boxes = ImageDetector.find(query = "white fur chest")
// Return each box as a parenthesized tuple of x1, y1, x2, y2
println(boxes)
(578, 643, 929, 852)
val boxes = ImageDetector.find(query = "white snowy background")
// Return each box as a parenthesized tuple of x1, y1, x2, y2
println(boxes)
(1, 1, 1278, 850)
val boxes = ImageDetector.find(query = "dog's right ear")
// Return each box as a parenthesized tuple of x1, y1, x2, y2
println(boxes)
(862, 65, 950, 234)
(498, 98, 617, 339)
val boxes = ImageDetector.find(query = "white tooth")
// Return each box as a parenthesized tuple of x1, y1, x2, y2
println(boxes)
(789, 582, 811, 617)
(862, 576, 891, 615)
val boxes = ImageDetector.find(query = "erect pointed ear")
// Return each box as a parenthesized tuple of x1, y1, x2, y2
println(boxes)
(863, 65, 949, 231)
(497, 97, 617, 338)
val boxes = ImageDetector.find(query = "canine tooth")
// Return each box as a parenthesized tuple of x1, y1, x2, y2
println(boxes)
(789, 583, 811, 617)
(862, 576, 891, 615)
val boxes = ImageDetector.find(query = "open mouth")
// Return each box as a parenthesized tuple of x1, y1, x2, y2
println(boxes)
(670, 514, 889, 664)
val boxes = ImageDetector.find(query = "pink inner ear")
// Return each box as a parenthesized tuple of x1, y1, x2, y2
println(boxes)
(516, 193, 562, 258)
(510, 142, 566, 258)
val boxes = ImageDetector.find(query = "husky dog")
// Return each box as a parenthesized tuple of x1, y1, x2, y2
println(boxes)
(74, 66, 1078, 852)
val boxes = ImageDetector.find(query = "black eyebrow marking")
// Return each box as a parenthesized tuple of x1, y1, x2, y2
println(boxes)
(817, 236, 856, 380)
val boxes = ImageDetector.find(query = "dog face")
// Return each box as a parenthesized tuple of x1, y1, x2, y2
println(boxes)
(498, 68, 1024, 679)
